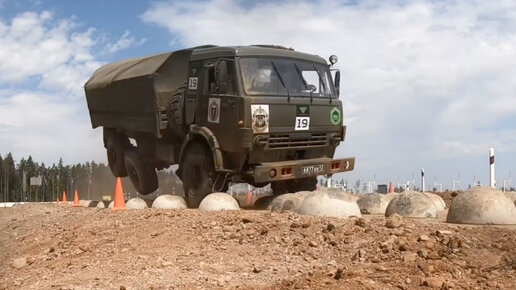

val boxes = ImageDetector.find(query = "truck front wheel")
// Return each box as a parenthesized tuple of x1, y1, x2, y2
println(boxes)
(180, 142, 215, 208)
(124, 149, 158, 194)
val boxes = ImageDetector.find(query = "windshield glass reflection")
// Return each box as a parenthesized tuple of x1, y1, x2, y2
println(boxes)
(240, 58, 334, 98)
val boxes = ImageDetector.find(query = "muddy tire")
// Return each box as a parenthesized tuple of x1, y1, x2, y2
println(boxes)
(180, 142, 215, 208)
(167, 88, 186, 138)
(124, 149, 158, 195)
(106, 134, 131, 177)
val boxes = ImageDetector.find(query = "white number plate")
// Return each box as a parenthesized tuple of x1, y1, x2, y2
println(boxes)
(301, 164, 324, 175)
(295, 117, 310, 130)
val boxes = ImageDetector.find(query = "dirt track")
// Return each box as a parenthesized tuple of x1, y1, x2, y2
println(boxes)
(1, 203, 516, 289)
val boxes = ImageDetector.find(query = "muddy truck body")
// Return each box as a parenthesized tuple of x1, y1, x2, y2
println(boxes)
(84, 45, 355, 207)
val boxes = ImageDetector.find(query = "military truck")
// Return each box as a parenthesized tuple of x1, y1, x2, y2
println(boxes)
(84, 45, 355, 207)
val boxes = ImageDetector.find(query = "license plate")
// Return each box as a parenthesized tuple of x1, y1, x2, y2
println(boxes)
(301, 164, 324, 175)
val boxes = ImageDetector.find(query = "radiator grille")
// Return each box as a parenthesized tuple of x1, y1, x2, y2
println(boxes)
(267, 133, 327, 149)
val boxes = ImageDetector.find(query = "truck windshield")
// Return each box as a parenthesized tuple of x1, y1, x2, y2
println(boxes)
(240, 58, 334, 98)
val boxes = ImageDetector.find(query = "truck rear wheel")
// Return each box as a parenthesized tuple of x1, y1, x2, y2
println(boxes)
(124, 149, 158, 194)
(180, 142, 215, 208)
(106, 133, 131, 177)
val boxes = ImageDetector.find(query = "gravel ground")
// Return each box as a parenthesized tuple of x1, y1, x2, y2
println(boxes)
(1, 203, 516, 289)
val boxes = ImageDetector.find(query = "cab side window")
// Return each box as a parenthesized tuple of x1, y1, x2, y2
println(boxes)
(205, 59, 236, 94)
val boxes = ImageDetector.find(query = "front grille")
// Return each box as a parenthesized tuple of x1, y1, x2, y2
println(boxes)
(267, 133, 327, 149)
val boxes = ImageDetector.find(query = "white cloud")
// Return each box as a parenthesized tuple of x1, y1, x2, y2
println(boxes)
(0, 92, 104, 163)
(0, 11, 142, 164)
(142, 0, 516, 186)
(105, 30, 146, 54)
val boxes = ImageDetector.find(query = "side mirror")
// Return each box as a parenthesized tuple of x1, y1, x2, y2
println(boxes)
(215, 60, 228, 93)
(334, 70, 340, 97)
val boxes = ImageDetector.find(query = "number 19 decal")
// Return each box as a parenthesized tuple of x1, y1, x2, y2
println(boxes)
(295, 117, 310, 131)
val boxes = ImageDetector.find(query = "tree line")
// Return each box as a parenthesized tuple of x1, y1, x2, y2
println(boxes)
(0, 153, 183, 202)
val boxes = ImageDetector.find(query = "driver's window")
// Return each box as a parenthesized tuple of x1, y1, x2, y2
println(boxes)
(302, 71, 321, 94)
(205, 59, 236, 94)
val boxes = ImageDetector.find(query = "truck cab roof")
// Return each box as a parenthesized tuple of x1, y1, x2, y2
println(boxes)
(190, 45, 327, 65)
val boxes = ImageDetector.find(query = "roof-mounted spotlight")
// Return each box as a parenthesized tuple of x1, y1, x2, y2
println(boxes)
(329, 55, 338, 66)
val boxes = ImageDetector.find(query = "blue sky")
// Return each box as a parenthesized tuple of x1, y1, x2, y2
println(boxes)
(0, 0, 515, 190)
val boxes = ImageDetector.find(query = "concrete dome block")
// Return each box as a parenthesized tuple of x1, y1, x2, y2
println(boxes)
(422, 192, 446, 211)
(270, 193, 295, 212)
(96, 201, 108, 209)
(126, 197, 148, 209)
(108, 200, 114, 209)
(198, 192, 240, 211)
(79, 200, 92, 207)
(297, 191, 361, 218)
(315, 189, 359, 202)
(446, 187, 516, 224)
(152, 195, 187, 210)
(504, 192, 516, 207)
(270, 192, 310, 212)
(357, 193, 392, 214)
(385, 191, 438, 218)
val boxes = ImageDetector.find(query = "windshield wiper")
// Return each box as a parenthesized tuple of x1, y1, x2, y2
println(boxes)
(271, 61, 290, 102)
(294, 64, 313, 103)
(313, 65, 329, 103)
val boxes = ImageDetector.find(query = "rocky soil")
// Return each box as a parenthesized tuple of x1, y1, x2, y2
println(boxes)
(1, 203, 516, 289)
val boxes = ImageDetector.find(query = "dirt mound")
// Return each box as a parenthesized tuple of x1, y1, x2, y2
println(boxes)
(1, 204, 516, 289)
(436, 191, 461, 208)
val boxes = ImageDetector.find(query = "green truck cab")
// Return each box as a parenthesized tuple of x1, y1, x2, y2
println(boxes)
(84, 45, 355, 207)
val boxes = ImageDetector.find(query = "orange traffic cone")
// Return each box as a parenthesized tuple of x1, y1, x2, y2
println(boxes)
(56, 197, 60, 204)
(389, 182, 395, 193)
(62, 191, 67, 204)
(112, 177, 126, 210)
(73, 190, 81, 207)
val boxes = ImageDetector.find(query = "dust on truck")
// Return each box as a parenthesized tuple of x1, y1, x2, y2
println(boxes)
(84, 45, 355, 207)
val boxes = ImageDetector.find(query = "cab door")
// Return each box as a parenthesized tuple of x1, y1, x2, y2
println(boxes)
(200, 59, 242, 150)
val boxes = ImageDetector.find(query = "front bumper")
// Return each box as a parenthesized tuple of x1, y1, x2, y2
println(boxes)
(251, 157, 355, 183)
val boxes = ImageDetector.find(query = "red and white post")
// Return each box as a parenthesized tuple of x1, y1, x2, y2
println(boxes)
(421, 168, 425, 192)
(489, 148, 496, 188)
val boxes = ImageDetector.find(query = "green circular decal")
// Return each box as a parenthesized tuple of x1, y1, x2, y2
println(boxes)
(330, 107, 341, 125)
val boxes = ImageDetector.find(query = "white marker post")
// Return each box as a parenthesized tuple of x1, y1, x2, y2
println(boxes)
(489, 147, 495, 188)
(421, 168, 425, 192)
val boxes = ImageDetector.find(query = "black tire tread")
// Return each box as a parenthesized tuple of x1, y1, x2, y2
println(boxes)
(124, 149, 158, 195)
